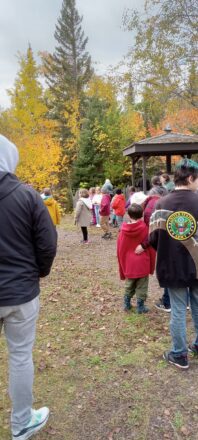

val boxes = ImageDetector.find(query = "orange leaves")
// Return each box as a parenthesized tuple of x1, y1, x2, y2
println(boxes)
(149, 108, 198, 136)
(162, 109, 198, 135)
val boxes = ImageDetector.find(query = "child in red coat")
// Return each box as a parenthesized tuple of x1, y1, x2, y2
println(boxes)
(111, 189, 126, 229)
(117, 204, 155, 313)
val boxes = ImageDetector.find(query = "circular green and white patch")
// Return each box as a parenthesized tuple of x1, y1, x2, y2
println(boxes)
(166, 211, 197, 241)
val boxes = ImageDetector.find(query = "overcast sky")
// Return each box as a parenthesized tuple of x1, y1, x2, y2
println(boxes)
(0, 0, 144, 109)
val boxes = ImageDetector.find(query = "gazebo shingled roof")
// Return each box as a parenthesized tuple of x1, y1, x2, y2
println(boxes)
(123, 126, 198, 192)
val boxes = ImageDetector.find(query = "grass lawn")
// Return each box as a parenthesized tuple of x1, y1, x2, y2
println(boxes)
(0, 215, 198, 439)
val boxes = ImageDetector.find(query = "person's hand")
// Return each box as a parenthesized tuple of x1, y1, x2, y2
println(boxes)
(135, 245, 144, 255)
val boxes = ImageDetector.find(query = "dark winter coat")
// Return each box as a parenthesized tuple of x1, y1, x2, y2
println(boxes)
(149, 189, 198, 288)
(0, 172, 57, 306)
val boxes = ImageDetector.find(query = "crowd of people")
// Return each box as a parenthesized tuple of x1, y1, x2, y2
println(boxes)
(1, 131, 198, 440)
(74, 165, 198, 372)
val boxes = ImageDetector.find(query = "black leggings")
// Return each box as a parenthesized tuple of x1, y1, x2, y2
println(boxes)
(81, 227, 88, 241)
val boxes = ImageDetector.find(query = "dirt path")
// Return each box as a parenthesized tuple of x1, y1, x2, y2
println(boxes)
(0, 216, 198, 440)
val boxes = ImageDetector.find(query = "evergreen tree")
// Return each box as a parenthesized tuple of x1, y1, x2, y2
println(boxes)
(43, 0, 92, 130)
(125, 79, 135, 109)
(72, 97, 107, 188)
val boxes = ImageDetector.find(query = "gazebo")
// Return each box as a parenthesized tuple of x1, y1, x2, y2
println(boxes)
(123, 126, 198, 192)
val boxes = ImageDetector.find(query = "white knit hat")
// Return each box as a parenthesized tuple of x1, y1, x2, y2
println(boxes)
(130, 192, 148, 206)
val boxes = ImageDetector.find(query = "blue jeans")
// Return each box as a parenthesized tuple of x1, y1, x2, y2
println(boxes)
(162, 287, 189, 308)
(94, 205, 100, 225)
(116, 215, 124, 229)
(168, 287, 198, 356)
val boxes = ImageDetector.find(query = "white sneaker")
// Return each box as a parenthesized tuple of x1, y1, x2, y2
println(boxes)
(96, 224, 101, 227)
(12, 407, 49, 440)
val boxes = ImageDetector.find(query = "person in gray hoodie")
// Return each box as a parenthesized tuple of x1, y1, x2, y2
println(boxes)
(0, 135, 57, 440)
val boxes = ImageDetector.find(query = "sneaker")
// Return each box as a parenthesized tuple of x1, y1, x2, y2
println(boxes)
(188, 343, 198, 355)
(101, 233, 108, 239)
(12, 407, 49, 440)
(105, 232, 112, 239)
(155, 302, 171, 312)
(96, 224, 101, 228)
(163, 351, 189, 369)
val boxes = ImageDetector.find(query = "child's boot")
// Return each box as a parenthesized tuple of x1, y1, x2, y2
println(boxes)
(124, 294, 132, 312)
(137, 299, 149, 314)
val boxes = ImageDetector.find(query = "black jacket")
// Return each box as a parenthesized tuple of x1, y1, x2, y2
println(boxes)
(149, 189, 198, 288)
(0, 172, 57, 306)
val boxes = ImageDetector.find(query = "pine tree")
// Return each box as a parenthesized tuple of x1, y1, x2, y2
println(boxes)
(43, 0, 92, 128)
(72, 97, 107, 188)
(125, 79, 135, 109)
(42, 0, 93, 184)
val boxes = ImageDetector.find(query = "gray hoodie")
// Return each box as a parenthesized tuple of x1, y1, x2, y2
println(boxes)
(0, 134, 19, 173)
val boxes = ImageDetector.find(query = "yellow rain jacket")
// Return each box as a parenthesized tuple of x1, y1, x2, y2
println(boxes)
(43, 197, 61, 226)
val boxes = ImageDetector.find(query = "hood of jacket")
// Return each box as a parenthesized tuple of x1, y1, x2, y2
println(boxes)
(143, 195, 160, 209)
(0, 172, 21, 201)
(149, 185, 167, 196)
(80, 197, 92, 209)
(121, 220, 147, 240)
(0, 135, 19, 173)
(43, 196, 55, 206)
(116, 194, 125, 202)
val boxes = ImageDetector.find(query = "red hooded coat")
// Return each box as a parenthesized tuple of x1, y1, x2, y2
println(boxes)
(111, 194, 126, 216)
(117, 220, 156, 280)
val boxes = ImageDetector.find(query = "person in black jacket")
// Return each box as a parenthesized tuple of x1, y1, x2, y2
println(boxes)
(150, 159, 198, 370)
(0, 135, 57, 440)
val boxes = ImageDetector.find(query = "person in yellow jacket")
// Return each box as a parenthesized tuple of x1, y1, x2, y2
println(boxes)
(43, 188, 61, 226)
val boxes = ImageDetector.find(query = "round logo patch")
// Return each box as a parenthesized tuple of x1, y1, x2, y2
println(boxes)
(166, 211, 197, 241)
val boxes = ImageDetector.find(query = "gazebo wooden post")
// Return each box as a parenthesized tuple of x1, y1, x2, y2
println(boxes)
(132, 158, 135, 186)
(142, 156, 147, 194)
(166, 155, 172, 174)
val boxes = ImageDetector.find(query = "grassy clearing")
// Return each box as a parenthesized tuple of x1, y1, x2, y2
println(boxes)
(0, 215, 198, 439)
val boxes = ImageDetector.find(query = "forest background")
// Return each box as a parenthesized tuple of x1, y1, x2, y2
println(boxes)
(0, 0, 197, 210)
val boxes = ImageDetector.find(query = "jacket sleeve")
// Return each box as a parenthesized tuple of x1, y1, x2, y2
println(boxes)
(149, 230, 159, 250)
(117, 235, 125, 280)
(111, 197, 118, 210)
(149, 200, 161, 250)
(74, 200, 83, 222)
(100, 198, 107, 215)
(32, 193, 57, 277)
